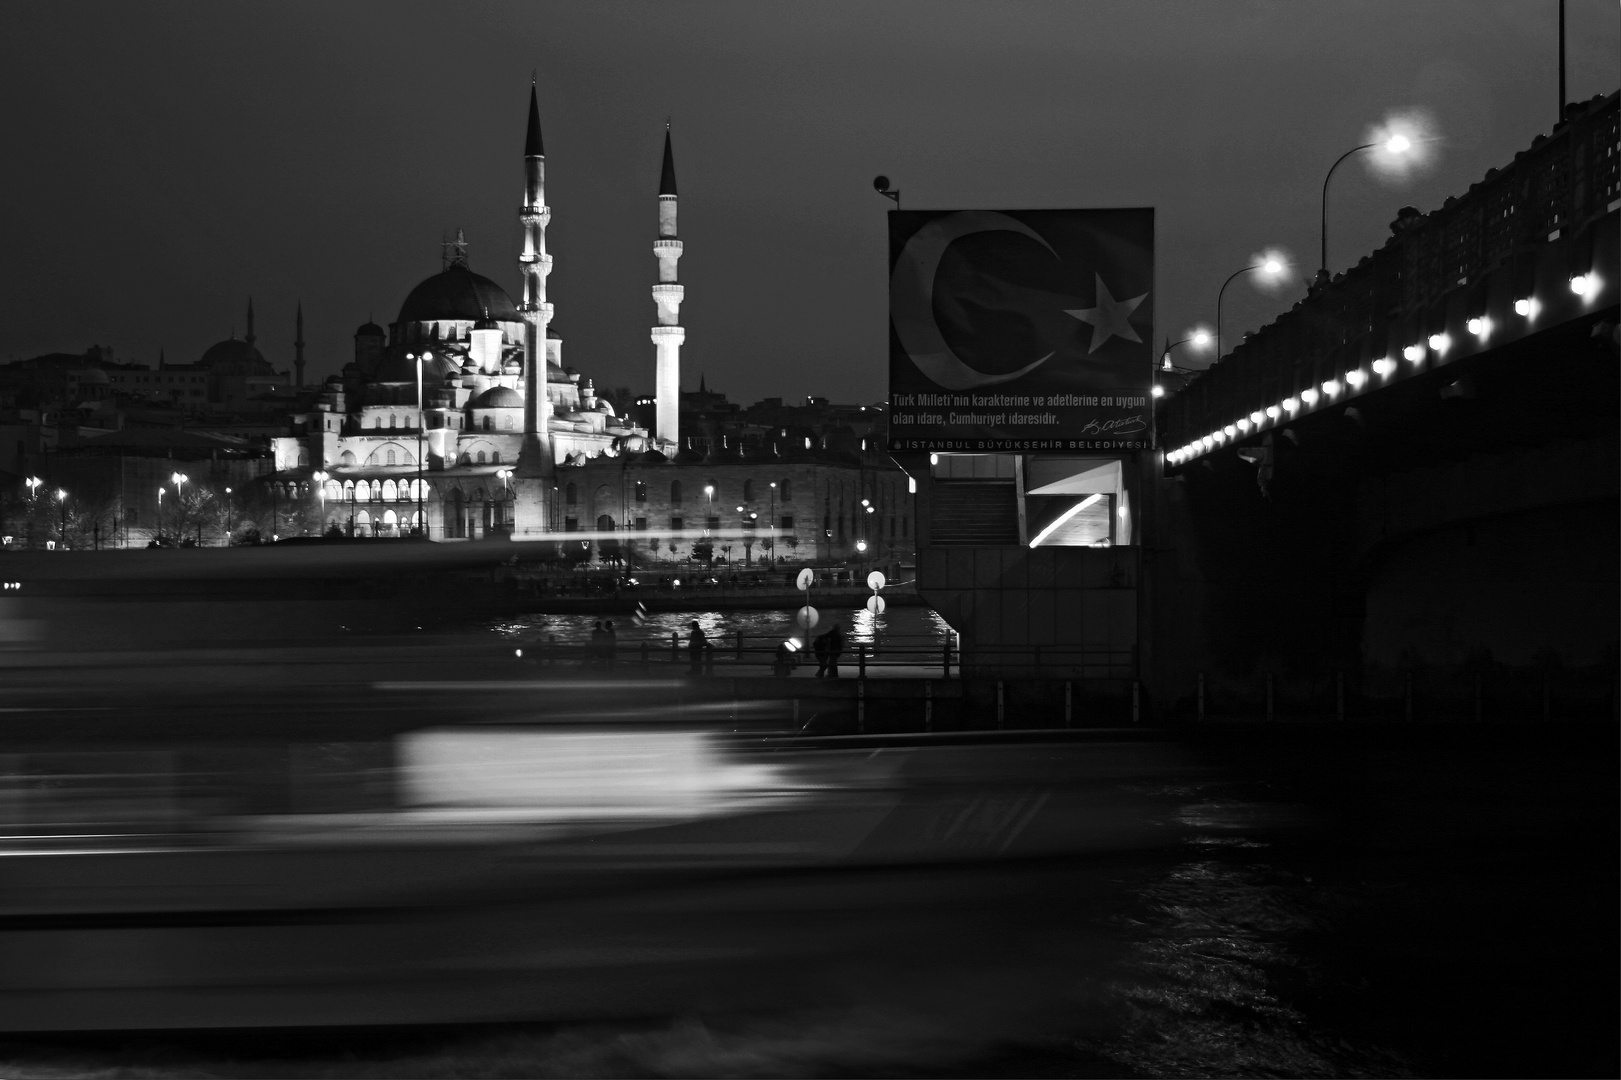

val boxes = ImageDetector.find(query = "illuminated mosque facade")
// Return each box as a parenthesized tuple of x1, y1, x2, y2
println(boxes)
(271, 86, 913, 563)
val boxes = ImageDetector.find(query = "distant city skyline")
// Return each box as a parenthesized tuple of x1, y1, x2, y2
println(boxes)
(1, 1, 1615, 402)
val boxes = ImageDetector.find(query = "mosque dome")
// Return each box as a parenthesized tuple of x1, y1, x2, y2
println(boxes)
(397, 264, 520, 324)
(199, 338, 272, 374)
(470, 385, 523, 409)
(355, 321, 385, 338)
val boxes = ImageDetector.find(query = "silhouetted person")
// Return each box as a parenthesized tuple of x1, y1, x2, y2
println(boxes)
(687, 620, 710, 676)
(589, 620, 608, 666)
(815, 623, 846, 678)
(604, 620, 618, 666)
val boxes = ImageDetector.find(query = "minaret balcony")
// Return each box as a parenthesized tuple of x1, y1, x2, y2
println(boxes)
(651, 326, 686, 343)
(651, 284, 685, 302)
(519, 206, 551, 227)
(654, 240, 684, 256)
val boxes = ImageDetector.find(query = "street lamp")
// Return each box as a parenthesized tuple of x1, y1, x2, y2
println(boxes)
(170, 472, 188, 541)
(55, 488, 68, 548)
(224, 487, 232, 544)
(1320, 134, 1412, 281)
(496, 468, 514, 535)
(313, 470, 329, 533)
(703, 485, 714, 535)
(1216, 256, 1286, 359)
(157, 487, 164, 544)
(768, 482, 777, 566)
(407, 350, 429, 537)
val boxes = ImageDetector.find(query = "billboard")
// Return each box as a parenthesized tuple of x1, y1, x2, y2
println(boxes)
(887, 209, 1153, 452)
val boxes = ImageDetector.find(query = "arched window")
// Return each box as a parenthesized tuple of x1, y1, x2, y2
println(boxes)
(326, 480, 341, 499)
(343, 480, 355, 500)
(743, 480, 754, 501)
(634, 481, 646, 503)
(565, 482, 578, 506)
(382, 480, 398, 501)
(670, 480, 683, 505)
(355, 481, 369, 502)
(368, 480, 380, 501)
(476, 451, 486, 463)
(297, 449, 310, 467)
(382, 509, 398, 534)
(389, 414, 397, 428)
(502, 414, 513, 430)
(356, 509, 372, 534)
(491, 451, 500, 464)
(781, 479, 792, 502)
(339, 450, 356, 466)
(597, 514, 615, 533)
(386, 449, 397, 465)
(459, 453, 471, 465)
(482, 416, 493, 431)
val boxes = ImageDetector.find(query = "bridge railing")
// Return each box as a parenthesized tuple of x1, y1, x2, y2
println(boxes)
(1164, 91, 1619, 458)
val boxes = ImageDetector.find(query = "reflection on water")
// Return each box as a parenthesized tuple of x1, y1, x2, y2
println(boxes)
(0, 734, 1612, 1079)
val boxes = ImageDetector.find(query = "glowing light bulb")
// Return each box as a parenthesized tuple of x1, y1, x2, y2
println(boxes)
(1191, 330, 1212, 347)
(1514, 297, 1532, 316)
(1237, 418, 1252, 432)
(1570, 275, 1590, 296)
(1346, 369, 1366, 387)
(1372, 358, 1396, 376)
(1265, 405, 1281, 419)
(1262, 258, 1283, 275)
(1385, 134, 1411, 154)
(1322, 379, 1342, 397)
(1300, 388, 1320, 406)
(1428, 332, 1450, 353)
(1403, 344, 1426, 362)
(1223, 424, 1237, 437)
(1283, 397, 1300, 413)
(1151, 384, 1165, 398)
(1250, 410, 1265, 425)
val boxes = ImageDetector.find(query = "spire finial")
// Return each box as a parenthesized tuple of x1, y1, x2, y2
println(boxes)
(443, 228, 469, 269)
(525, 81, 544, 157)
(659, 125, 677, 196)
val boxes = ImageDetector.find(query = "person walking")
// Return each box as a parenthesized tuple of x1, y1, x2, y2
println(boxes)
(604, 619, 618, 668)
(588, 620, 608, 667)
(823, 622, 846, 679)
(687, 620, 710, 676)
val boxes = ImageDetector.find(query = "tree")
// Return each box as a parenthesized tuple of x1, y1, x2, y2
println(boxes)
(691, 538, 714, 565)
(598, 536, 622, 566)
(784, 536, 799, 560)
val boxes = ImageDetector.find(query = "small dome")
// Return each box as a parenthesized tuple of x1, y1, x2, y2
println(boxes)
(547, 324, 562, 340)
(638, 449, 669, 464)
(470, 385, 523, 409)
(473, 317, 500, 331)
(356, 321, 385, 338)
(673, 447, 704, 464)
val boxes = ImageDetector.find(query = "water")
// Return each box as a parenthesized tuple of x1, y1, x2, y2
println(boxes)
(1, 729, 1613, 1078)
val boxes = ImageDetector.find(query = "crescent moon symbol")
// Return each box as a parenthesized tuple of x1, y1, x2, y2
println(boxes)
(891, 211, 1056, 391)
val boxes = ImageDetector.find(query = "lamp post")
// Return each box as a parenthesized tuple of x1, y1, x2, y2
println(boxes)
(703, 485, 714, 536)
(1320, 134, 1411, 282)
(496, 468, 514, 536)
(768, 481, 777, 566)
(224, 487, 232, 544)
(313, 471, 329, 534)
(25, 477, 41, 547)
(55, 488, 68, 548)
(1216, 257, 1285, 360)
(170, 472, 188, 542)
(1154, 329, 1214, 400)
(407, 350, 429, 538)
(156, 487, 164, 544)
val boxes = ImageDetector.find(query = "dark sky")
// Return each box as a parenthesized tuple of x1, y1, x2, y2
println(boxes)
(1, 1, 1615, 403)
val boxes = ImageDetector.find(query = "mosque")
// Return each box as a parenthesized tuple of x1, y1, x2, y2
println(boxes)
(271, 86, 912, 564)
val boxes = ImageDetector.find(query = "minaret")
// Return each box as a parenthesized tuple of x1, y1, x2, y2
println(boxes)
(516, 80, 553, 479)
(245, 297, 256, 349)
(651, 125, 684, 449)
(294, 302, 306, 388)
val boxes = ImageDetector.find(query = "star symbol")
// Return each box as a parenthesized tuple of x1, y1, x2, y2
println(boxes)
(1065, 275, 1148, 354)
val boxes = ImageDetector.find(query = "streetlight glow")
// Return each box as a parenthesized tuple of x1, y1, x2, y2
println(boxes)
(1385, 134, 1411, 154)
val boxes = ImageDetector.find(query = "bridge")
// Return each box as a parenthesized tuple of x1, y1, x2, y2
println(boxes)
(1152, 92, 1618, 720)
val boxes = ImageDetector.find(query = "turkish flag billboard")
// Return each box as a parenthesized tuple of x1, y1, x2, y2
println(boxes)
(887, 209, 1154, 452)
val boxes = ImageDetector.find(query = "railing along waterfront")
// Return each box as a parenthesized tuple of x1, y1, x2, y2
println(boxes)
(1163, 91, 1619, 462)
